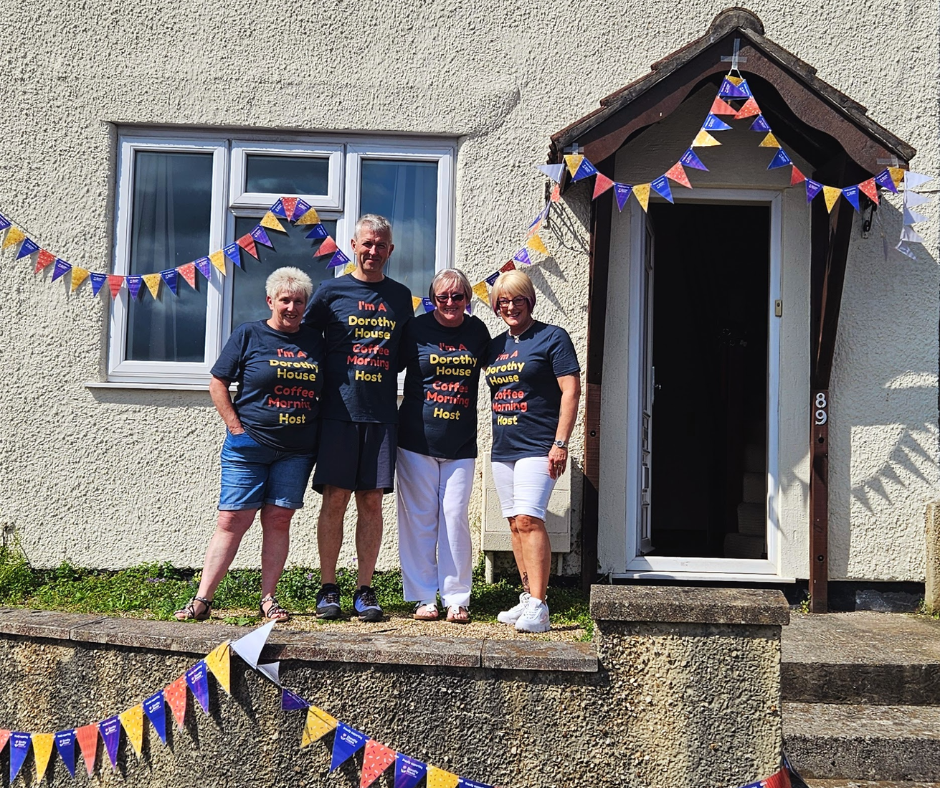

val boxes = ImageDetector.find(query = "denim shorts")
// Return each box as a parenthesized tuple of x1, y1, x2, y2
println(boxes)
(219, 430, 316, 511)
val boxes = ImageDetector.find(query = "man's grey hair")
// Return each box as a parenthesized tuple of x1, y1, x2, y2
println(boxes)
(354, 214, 393, 242)
(265, 266, 313, 300)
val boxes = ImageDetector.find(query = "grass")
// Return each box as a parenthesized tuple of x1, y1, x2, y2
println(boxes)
(0, 543, 593, 639)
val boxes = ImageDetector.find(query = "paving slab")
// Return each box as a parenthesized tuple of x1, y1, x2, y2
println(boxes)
(590, 585, 790, 625)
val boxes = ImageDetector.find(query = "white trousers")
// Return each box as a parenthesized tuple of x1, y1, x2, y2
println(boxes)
(491, 455, 556, 521)
(396, 448, 475, 608)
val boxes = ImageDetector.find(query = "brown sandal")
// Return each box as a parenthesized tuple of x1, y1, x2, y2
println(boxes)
(446, 605, 470, 624)
(175, 596, 213, 622)
(413, 602, 439, 621)
(260, 595, 290, 622)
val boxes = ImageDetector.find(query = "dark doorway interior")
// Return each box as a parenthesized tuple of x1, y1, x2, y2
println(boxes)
(647, 202, 770, 559)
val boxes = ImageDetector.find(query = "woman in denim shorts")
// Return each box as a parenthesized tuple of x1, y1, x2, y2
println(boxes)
(175, 267, 324, 623)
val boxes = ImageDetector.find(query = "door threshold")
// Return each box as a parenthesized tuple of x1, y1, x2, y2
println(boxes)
(614, 571, 795, 583)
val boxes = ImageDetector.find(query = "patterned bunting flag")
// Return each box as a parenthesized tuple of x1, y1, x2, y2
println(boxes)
(52, 259, 72, 283)
(300, 706, 338, 748)
(54, 729, 77, 778)
(209, 250, 227, 274)
(15, 237, 39, 259)
(702, 114, 732, 132)
(593, 172, 615, 198)
(160, 268, 179, 295)
(260, 211, 286, 233)
(750, 115, 771, 133)
(550, 183, 561, 202)
(822, 185, 841, 213)
(224, 242, 243, 268)
(680, 149, 708, 171)
(10, 732, 30, 783)
(458, 778, 494, 788)
(120, 705, 145, 757)
(790, 167, 806, 186)
(71, 267, 91, 293)
(537, 163, 566, 182)
(294, 207, 321, 226)
(282, 688, 309, 711)
(205, 641, 231, 694)
(874, 168, 899, 194)
(342, 261, 357, 275)
(563, 154, 584, 177)
(718, 77, 748, 98)
(805, 180, 823, 203)
(613, 183, 632, 211)
(306, 223, 329, 240)
(632, 183, 651, 212)
(0, 730, 8, 753)
(251, 226, 274, 249)
(513, 248, 531, 266)
(194, 257, 212, 280)
(859, 178, 878, 204)
(316, 236, 339, 257)
(328, 250, 350, 269)
(143, 690, 168, 745)
(186, 661, 211, 714)
(291, 199, 311, 222)
(759, 133, 781, 148)
(34, 248, 55, 273)
(650, 175, 674, 203)
(177, 263, 197, 288)
(412, 296, 422, 311)
(99, 715, 121, 770)
(165, 675, 188, 730)
(664, 162, 691, 188)
(270, 198, 287, 218)
(888, 167, 906, 187)
(330, 723, 367, 772)
(280, 198, 299, 222)
(472, 282, 489, 304)
(142, 273, 162, 299)
(2, 227, 25, 249)
(395, 754, 428, 788)
(691, 130, 720, 147)
(126, 275, 144, 299)
(361, 740, 397, 788)
(75, 724, 98, 776)
(500, 260, 515, 273)
(31, 733, 54, 783)
(91, 272, 109, 297)
(571, 158, 598, 182)
(526, 234, 548, 256)
(236, 234, 260, 259)
(734, 97, 761, 119)
(709, 97, 737, 115)
(842, 185, 861, 212)
(108, 275, 124, 298)
(767, 149, 791, 169)
(426, 765, 461, 788)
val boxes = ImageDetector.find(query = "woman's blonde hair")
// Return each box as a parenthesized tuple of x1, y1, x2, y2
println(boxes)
(489, 269, 536, 314)
(266, 267, 314, 301)
(428, 268, 473, 303)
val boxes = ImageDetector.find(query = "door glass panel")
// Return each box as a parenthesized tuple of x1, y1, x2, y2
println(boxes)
(245, 155, 330, 195)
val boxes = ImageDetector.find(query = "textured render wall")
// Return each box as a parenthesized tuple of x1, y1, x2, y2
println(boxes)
(0, 1, 935, 576)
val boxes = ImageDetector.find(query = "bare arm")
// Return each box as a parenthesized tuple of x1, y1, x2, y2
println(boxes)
(209, 376, 244, 434)
(548, 374, 581, 479)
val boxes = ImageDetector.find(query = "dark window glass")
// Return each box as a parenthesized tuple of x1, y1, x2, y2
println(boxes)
(245, 155, 330, 195)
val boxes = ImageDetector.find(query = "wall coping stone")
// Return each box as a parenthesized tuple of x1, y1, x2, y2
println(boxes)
(589, 585, 790, 626)
(0, 608, 598, 673)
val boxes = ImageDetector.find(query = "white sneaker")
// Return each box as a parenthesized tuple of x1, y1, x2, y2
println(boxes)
(496, 592, 531, 625)
(515, 598, 550, 633)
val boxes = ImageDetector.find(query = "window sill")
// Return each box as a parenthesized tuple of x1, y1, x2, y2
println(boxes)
(86, 381, 213, 392)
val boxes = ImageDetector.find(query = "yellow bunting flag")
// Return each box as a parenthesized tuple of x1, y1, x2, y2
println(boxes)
(472, 282, 489, 305)
(142, 273, 162, 299)
(260, 211, 286, 233)
(119, 705, 144, 757)
(426, 765, 460, 788)
(526, 234, 548, 256)
(204, 641, 231, 694)
(759, 133, 781, 148)
(342, 262, 357, 275)
(691, 130, 720, 148)
(564, 154, 584, 177)
(209, 250, 227, 274)
(632, 183, 651, 212)
(728, 75, 744, 85)
(300, 706, 338, 748)
(2, 227, 24, 250)
(823, 185, 841, 213)
(412, 295, 422, 311)
(70, 267, 91, 292)
(31, 733, 54, 782)
(294, 207, 320, 226)
(889, 167, 906, 188)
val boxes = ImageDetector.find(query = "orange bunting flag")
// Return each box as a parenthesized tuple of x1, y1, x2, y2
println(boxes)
(294, 207, 320, 225)
(710, 97, 737, 115)
(823, 185, 841, 213)
(2, 227, 24, 250)
(633, 183, 651, 212)
(76, 724, 99, 776)
(165, 675, 188, 730)
(790, 167, 806, 186)
(236, 234, 259, 259)
(593, 172, 615, 199)
(550, 183, 561, 202)
(300, 706, 338, 748)
(260, 211, 286, 233)
(107, 275, 124, 298)
(142, 273, 162, 299)
(472, 282, 489, 304)
(205, 641, 231, 694)
(316, 236, 339, 257)
(209, 250, 227, 274)
(526, 235, 548, 256)
(0, 730, 8, 753)
(177, 263, 197, 289)
(859, 178, 879, 205)
(32, 733, 54, 782)
(889, 167, 906, 187)
(360, 740, 396, 788)
(34, 249, 56, 273)
(69, 267, 90, 292)
(734, 97, 761, 119)
(691, 130, 721, 148)
(759, 133, 781, 148)
(664, 162, 692, 188)
(120, 705, 145, 757)
(426, 765, 460, 788)
(564, 154, 584, 177)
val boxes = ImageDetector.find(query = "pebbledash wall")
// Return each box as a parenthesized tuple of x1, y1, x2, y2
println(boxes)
(0, 1, 936, 581)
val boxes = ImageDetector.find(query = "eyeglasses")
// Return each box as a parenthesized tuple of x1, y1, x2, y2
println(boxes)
(434, 292, 466, 303)
(497, 296, 529, 309)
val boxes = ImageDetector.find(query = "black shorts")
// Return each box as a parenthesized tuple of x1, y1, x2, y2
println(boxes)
(312, 420, 397, 494)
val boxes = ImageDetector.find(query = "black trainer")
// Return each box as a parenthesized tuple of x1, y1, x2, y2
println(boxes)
(353, 585, 383, 622)
(315, 583, 341, 620)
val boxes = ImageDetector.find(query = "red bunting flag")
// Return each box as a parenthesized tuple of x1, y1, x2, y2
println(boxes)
(177, 262, 197, 288)
(550, 183, 561, 202)
(107, 275, 124, 298)
(664, 162, 692, 188)
(360, 740, 396, 788)
(236, 234, 259, 259)
(75, 725, 98, 776)
(165, 675, 188, 730)
(761, 767, 792, 788)
(34, 249, 55, 273)
(0, 730, 9, 753)
(281, 197, 298, 222)
(734, 97, 761, 119)
(790, 167, 806, 186)
(499, 260, 515, 273)
(859, 178, 879, 205)
(316, 237, 339, 257)
(710, 97, 737, 115)
(592, 173, 615, 199)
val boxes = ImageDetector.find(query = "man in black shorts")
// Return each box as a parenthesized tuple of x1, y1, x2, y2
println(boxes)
(304, 214, 413, 621)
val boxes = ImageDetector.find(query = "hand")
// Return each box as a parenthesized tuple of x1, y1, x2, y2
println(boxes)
(548, 445, 568, 480)
(229, 425, 246, 435)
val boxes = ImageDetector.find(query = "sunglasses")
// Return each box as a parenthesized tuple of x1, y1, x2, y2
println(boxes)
(434, 292, 467, 303)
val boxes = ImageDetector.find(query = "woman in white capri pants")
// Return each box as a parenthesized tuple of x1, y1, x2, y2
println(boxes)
(396, 269, 490, 623)
(483, 269, 581, 633)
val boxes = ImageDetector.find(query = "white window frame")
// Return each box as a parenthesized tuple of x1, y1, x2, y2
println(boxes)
(230, 140, 344, 211)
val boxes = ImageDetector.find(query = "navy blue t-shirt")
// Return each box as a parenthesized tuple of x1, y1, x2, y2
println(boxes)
(304, 274, 413, 423)
(483, 321, 580, 461)
(398, 312, 491, 460)
(210, 321, 324, 453)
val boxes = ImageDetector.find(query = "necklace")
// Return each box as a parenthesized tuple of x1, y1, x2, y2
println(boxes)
(510, 319, 534, 343)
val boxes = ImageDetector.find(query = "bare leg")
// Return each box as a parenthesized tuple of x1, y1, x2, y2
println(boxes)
(511, 515, 550, 601)
(507, 516, 530, 594)
(194, 509, 258, 602)
(317, 485, 352, 585)
(259, 504, 295, 598)
(354, 488, 384, 587)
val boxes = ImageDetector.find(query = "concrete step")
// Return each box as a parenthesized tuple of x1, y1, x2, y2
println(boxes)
(784, 703, 940, 782)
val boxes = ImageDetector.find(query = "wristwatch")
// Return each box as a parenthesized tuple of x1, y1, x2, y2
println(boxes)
(554, 440, 568, 449)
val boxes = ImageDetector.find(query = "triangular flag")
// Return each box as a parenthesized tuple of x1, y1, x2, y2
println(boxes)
(767, 149, 791, 170)
(859, 178, 879, 205)
(236, 234, 259, 259)
(34, 249, 55, 273)
(904, 171, 933, 189)
(260, 211, 285, 233)
(54, 730, 77, 778)
(209, 249, 228, 274)
(709, 97, 737, 115)
(571, 158, 598, 182)
(342, 261, 357, 275)
(143, 690, 167, 745)
(901, 225, 925, 244)
(224, 242, 243, 268)
(395, 754, 428, 788)
(904, 190, 931, 207)
(164, 675, 188, 730)
(142, 272, 162, 298)
(295, 207, 321, 226)
(593, 172, 615, 198)
(75, 724, 98, 776)
(32, 733, 54, 783)
(411, 295, 422, 311)
(51, 259, 72, 282)
(458, 779, 494, 788)
(230, 621, 276, 669)
(0, 214, 8, 231)
(805, 180, 823, 203)
(790, 167, 806, 186)
(727, 75, 743, 85)
(160, 268, 179, 295)
(426, 765, 461, 788)
(250, 226, 274, 249)
(526, 234, 548, 256)
(120, 705, 144, 757)
(422, 297, 435, 313)
(2, 227, 25, 249)
(664, 162, 691, 188)
(0, 731, 8, 753)
(330, 723, 367, 772)
(316, 236, 339, 257)
(718, 78, 748, 98)
(70, 267, 91, 293)
(256, 661, 281, 685)
(650, 175, 674, 203)
(282, 688, 309, 711)
(194, 257, 212, 280)
(10, 732, 30, 783)
(734, 97, 761, 119)
(633, 183, 651, 212)
(875, 168, 899, 194)
(185, 661, 211, 713)
(896, 240, 917, 260)
(125, 275, 143, 298)
(613, 183, 632, 211)
(702, 114, 732, 132)
(550, 183, 561, 202)
(842, 185, 861, 212)
(91, 272, 109, 297)
(98, 715, 121, 770)
(305, 223, 329, 240)
(205, 641, 231, 694)
(680, 149, 708, 171)
(513, 248, 531, 266)
(108, 275, 124, 298)
(361, 739, 396, 788)
(328, 250, 351, 268)
(564, 154, 583, 177)
(270, 198, 287, 218)
(537, 163, 565, 182)
(15, 237, 40, 259)
(291, 199, 311, 222)
(737, 79, 753, 97)
(759, 133, 781, 148)
(280, 198, 299, 222)
(177, 263, 197, 288)
(904, 205, 928, 225)
(300, 706, 338, 747)
(691, 130, 721, 147)
(484, 270, 501, 286)
(888, 167, 906, 187)
(472, 282, 489, 304)
(750, 115, 771, 133)
(823, 185, 841, 213)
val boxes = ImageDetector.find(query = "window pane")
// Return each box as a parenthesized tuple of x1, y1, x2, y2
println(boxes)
(245, 155, 329, 195)
(231, 217, 338, 328)
(360, 159, 438, 297)
(126, 151, 212, 363)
